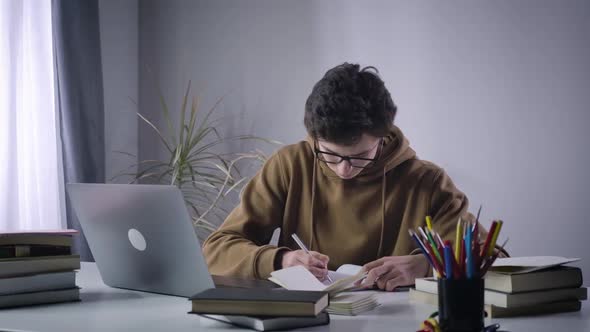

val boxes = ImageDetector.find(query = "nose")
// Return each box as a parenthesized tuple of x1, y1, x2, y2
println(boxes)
(335, 160, 354, 177)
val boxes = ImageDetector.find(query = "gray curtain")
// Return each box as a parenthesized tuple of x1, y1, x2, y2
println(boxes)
(52, 0, 105, 262)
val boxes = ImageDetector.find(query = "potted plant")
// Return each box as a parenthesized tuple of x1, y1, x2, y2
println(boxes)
(115, 81, 279, 241)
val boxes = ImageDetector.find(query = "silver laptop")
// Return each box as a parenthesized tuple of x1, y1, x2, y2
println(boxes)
(67, 183, 215, 297)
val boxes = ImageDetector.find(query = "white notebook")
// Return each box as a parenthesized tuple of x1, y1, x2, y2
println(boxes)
(269, 265, 379, 315)
(269, 265, 365, 294)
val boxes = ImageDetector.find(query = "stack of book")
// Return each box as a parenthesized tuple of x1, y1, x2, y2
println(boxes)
(409, 256, 587, 318)
(189, 288, 330, 331)
(0, 230, 81, 308)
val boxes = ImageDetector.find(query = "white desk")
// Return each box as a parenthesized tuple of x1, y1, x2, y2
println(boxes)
(0, 263, 587, 331)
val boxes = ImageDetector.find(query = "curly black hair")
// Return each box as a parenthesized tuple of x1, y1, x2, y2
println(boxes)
(304, 63, 397, 145)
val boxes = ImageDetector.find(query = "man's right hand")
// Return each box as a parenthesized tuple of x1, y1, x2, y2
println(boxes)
(281, 250, 330, 280)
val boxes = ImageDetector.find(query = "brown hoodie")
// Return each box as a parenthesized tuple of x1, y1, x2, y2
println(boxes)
(203, 126, 483, 279)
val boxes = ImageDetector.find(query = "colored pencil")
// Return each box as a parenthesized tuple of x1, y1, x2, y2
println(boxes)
(481, 238, 509, 275)
(409, 212, 505, 280)
(487, 220, 503, 257)
(425, 215, 433, 231)
(409, 230, 436, 273)
(465, 224, 474, 279)
(454, 218, 462, 262)
(480, 220, 498, 259)
(425, 229, 443, 267)
(443, 241, 453, 279)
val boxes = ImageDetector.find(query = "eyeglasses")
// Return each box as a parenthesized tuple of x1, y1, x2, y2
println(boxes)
(314, 139, 382, 169)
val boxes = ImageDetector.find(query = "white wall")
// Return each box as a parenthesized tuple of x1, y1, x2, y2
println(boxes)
(135, 0, 590, 279)
(99, 0, 138, 183)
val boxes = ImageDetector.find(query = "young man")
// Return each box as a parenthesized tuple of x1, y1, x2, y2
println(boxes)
(203, 63, 483, 291)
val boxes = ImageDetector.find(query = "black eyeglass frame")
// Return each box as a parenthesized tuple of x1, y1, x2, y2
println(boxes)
(313, 139, 383, 169)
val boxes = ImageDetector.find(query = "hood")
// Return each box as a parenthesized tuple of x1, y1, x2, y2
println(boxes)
(304, 125, 417, 257)
(305, 125, 416, 179)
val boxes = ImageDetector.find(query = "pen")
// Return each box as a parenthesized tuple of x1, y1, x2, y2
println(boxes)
(291, 233, 333, 283)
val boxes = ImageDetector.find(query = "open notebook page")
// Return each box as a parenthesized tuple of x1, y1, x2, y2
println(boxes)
(270, 265, 367, 295)
(269, 266, 327, 291)
(336, 264, 363, 274)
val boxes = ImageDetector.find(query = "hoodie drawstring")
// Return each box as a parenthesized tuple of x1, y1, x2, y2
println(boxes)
(309, 151, 388, 259)
(376, 167, 386, 258)
(309, 156, 317, 251)
(304, 127, 415, 262)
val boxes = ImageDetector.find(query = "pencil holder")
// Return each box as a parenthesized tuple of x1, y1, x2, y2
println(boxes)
(438, 278, 484, 332)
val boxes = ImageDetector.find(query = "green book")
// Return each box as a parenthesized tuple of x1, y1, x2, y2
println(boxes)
(0, 245, 71, 259)
(0, 271, 76, 295)
(415, 277, 587, 308)
(409, 288, 582, 318)
(0, 255, 81, 278)
(190, 288, 329, 317)
(0, 288, 80, 309)
(485, 266, 583, 293)
(0, 230, 77, 247)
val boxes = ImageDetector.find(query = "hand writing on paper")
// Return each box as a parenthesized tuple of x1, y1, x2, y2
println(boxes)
(282, 250, 330, 280)
(358, 255, 429, 292)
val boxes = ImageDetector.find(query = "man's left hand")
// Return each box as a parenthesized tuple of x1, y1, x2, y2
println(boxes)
(359, 255, 429, 291)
